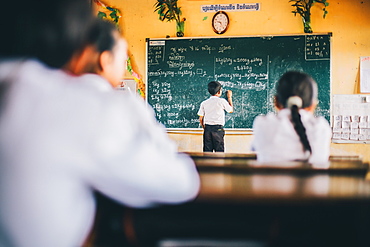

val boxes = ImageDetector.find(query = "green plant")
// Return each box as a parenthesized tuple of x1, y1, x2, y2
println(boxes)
(97, 7, 121, 25)
(154, 0, 185, 37)
(290, 0, 329, 33)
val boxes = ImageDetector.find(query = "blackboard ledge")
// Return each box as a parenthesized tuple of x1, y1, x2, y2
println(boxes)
(166, 128, 253, 135)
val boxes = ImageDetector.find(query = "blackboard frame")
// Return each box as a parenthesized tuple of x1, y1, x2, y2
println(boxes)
(146, 33, 332, 131)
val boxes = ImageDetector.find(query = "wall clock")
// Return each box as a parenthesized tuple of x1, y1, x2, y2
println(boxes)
(212, 11, 229, 35)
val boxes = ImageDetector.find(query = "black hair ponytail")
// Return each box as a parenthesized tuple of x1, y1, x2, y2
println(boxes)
(290, 104, 312, 154)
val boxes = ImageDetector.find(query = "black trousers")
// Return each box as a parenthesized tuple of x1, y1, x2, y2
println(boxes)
(203, 124, 225, 152)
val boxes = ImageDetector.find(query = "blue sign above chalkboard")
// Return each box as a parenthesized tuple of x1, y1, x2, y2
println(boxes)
(146, 34, 331, 129)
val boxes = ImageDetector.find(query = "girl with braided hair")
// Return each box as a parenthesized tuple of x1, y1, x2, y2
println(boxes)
(252, 71, 331, 164)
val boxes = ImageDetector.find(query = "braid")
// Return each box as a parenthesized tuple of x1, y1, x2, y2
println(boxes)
(290, 105, 312, 154)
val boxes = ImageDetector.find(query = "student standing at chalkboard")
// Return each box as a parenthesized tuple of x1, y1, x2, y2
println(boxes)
(197, 81, 233, 152)
(251, 71, 331, 164)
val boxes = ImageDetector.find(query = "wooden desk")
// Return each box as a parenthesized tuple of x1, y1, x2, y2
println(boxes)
(184, 152, 258, 160)
(185, 152, 361, 161)
(87, 157, 370, 247)
(198, 171, 370, 205)
(187, 152, 368, 176)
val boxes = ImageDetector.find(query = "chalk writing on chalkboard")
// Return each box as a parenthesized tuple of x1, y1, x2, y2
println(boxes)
(146, 34, 331, 129)
(305, 35, 330, 60)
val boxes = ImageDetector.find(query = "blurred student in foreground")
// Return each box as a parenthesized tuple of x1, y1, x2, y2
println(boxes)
(0, 1, 199, 247)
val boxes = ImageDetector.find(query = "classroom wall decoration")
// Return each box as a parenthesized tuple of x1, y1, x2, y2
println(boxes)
(93, 0, 121, 25)
(146, 34, 331, 129)
(154, 0, 186, 37)
(127, 58, 146, 98)
(332, 94, 370, 144)
(290, 0, 329, 33)
(200, 3, 261, 13)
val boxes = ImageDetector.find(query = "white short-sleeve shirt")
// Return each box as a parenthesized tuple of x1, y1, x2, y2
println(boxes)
(197, 96, 233, 126)
(251, 109, 331, 165)
(0, 60, 200, 247)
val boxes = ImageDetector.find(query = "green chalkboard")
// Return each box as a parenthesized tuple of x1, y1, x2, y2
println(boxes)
(146, 34, 331, 129)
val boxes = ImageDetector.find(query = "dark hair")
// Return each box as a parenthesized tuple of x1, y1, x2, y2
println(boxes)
(88, 19, 119, 54)
(0, 0, 95, 69)
(275, 71, 318, 155)
(208, 81, 222, 95)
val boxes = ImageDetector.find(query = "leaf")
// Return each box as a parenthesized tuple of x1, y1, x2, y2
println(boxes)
(203, 16, 208, 21)
(296, 7, 304, 14)
(290, 0, 329, 20)
(323, 9, 328, 18)
(154, 0, 183, 22)
(164, 9, 170, 18)
(110, 12, 117, 19)
(97, 11, 107, 19)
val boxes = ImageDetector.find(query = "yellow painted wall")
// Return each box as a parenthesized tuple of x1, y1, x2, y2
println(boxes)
(104, 0, 370, 161)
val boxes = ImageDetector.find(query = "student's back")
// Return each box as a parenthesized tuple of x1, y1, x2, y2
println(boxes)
(0, 59, 199, 247)
(0, 1, 199, 246)
(252, 108, 331, 163)
(252, 71, 331, 164)
(198, 81, 233, 152)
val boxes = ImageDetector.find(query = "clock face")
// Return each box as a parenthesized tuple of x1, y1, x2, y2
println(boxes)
(212, 11, 229, 34)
